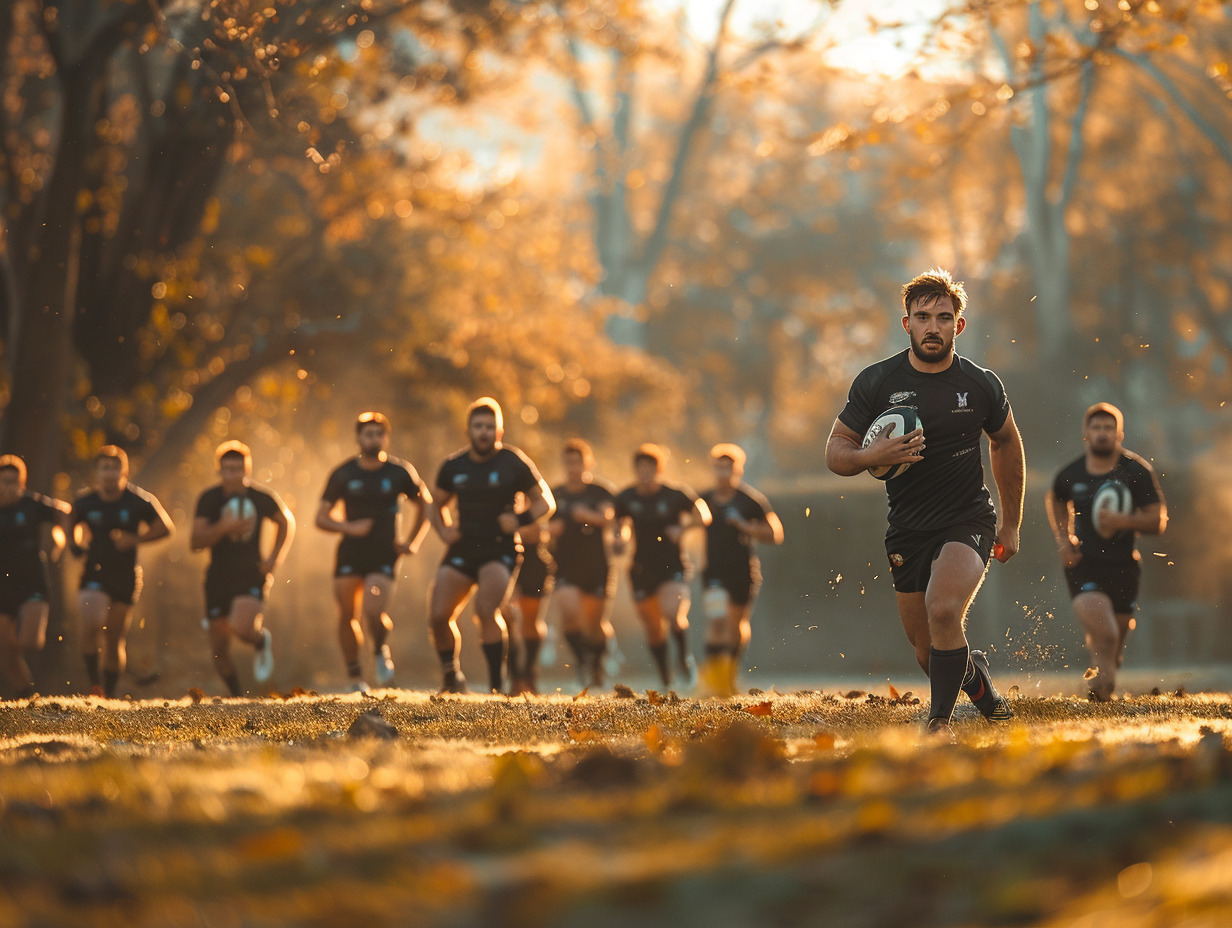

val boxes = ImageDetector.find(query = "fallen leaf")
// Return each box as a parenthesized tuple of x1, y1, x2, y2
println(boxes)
(744, 701, 773, 717)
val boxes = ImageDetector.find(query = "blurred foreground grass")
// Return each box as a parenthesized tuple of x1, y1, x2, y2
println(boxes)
(3, 687, 1232, 927)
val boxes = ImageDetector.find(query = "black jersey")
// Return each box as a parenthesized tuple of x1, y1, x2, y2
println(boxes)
(1052, 451, 1160, 565)
(614, 483, 700, 570)
(838, 349, 1010, 532)
(0, 493, 68, 582)
(71, 486, 164, 577)
(700, 484, 775, 572)
(551, 479, 616, 564)
(195, 484, 286, 581)
(436, 446, 542, 545)
(321, 457, 425, 547)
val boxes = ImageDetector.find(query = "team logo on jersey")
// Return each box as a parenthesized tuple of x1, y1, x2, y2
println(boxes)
(453, 474, 469, 486)
(120, 509, 130, 523)
(889, 553, 904, 567)
(489, 471, 501, 485)
(15, 512, 25, 526)
(381, 478, 392, 493)
(889, 391, 915, 404)
(88, 511, 103, 524)
(657, 501, 669, 515)
(1072, 482, 1087, 495)
(956, 392, 968, 408)
(347, 479, 364, 493)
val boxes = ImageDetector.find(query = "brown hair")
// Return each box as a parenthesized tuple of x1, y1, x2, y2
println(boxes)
(356, 411, 390, 435)
(1083, 402, 1124, 433)
(563, 438, 594, 466)
(467, 396, 504, 431)
(0, 454, 27, 483)
(633, 443, 667, 471)
(902, 268, 968, 317)
(94, 445, 129, 473)
(215, 440, 253, 472)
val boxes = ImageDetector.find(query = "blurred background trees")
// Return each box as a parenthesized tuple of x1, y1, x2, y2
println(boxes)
(3, 0, 1231, 691)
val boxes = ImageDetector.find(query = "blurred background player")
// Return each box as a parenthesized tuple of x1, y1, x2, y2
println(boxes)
(0, 455, 70, 699)
(191, 441, 295, 696)
(70, 446, 173, 698)
(698, 443, 784, 696)
(825, 269, 1023, 739)
(1047, 403, 1166, 701)
(316, 412, 431, 692)
(613, 443, 710, 689)
(549, 439, 619, 690)
(505, 508, 555, 695)
(427, 398, 555, 694)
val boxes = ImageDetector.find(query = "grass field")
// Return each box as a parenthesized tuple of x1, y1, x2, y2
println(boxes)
(4, 682, 1232, 927)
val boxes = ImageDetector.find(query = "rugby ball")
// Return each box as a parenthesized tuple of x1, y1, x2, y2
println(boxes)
(223, 495, 257, 542)
(1091, 479, 1131, 539)
(862, 406, 923, 481)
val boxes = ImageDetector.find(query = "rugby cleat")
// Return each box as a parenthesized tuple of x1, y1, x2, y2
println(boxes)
(925, 718, 957, 742)
(349, 679, 371, 695)
(967, 650, 1013, 722)
(440, 669, 468, 695)
(253, 629, 274, 683)
(375, 644, 395, 686)
(679, 654, 698, 690)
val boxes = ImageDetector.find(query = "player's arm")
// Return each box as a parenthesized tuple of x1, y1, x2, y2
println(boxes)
(987, 409, 1025, 562)
(498, 481, 555, 535)
(428, 489, 460, 545)
(1100, 464, 1167, 536)
(314, 498, 372, 538)
(399, 486, 433, 556)
(44, 501, 71, 562)
(1045, 490, 1081, 568)
(825, 418, 923, 477)
(610, 515, 632, 557)
(735, 508, 784, 545)
(68, 507, 89, 557)
(260, 498, 295, 575)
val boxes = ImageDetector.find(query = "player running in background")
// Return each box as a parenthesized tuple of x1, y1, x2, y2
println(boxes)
(613, 443, 711, 689)
(191, 441, 295, 696)
(70, 446, 174, 698)
(0, 455, 70, 699)
(825, 269, 1024, 739)
(316, 412, 431, 692)
(427, 398, 555, 694)
(549, 439, 619, 689)
(698, 443, 784, 696)
(1047, 403, 1166, 701)
(505, 513, 555, 695)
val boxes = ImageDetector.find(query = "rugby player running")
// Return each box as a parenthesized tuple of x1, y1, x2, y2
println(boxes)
(1047, 403, 1166, 701)
(549, 439, 619, 689)
(70, 447, 174, 698)
(191, 441, 295, 696)
(427, 398, 555, 694)
(825, 269, 1024, 739)
(317, 412, 431, 692)
(613, 444, 711, 689)
(0, 455, 70, 699)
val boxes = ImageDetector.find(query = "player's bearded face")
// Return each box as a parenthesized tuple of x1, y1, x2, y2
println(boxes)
(469, 415, 499, 454)
(358, 425, 388, 458)
(0, 469, 21, 505)
(95, 459, 126, 493)
(1084, 417, 1120, 457)
(904, 296, 961, 364)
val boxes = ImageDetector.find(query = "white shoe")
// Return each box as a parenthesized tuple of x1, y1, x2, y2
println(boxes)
(375, 645, 395, 686)
(350, 679, 371, 694)
(253, 629, 274, 683)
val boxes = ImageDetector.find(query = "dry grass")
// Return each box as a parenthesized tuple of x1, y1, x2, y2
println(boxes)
(3, 687, 1232, 927)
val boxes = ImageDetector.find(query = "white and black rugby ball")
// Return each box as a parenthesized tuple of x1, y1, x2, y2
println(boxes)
(862, 405, 923, 481)
(223, 495, 257, 542)
(1091, 479, 1131, 539)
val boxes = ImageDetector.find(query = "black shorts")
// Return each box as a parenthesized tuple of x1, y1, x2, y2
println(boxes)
(205, 572, 270, 620)
(515, 547, 555, 598)
(555, 547, 612, 599)
(884, 519, 995, 594)
(702, 560, 761, 607)
(441, 539, 520, 582)
(80, 566, 141, 605)
(1065, 560, 1140, 614)
(0, 576, 48, 619)
(335, 537, 398, 579)
(629, 559, 687, 602)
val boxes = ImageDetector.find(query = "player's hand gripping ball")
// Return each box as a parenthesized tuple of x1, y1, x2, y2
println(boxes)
(862, 406, 923, 481)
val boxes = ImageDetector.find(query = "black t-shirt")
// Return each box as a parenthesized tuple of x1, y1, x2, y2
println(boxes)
(614, 483, 700, 568)
(435, 446, 542, 545)
(1052, 451, 1161, 565)
(321, 457, 425, 547)
(551, 479, 616, 565)
(838, 349, 1011, 532)
(0, 493, 68, 580)
(700, 484, 775, 571)
(71, 486, 163, 576)
(195, 484, 286, 578)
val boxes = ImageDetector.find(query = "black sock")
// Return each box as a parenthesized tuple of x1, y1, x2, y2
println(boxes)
(83, 652, 101, 686)
(222, 671, 242, 697)
(482, 641, 506, 693)
(103, 669, 120, 698)
(705, 643, 727, 659)
(928, 645, 969, 722)
(564, 630, 587, 665)
(507, 637, 525, 680)
(346, 660, 363, 680)
(522, 638, 542, 678)
(437, 649, 459, 673)
(650, 642, 671, 685)
(671, 627, 689, 664)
